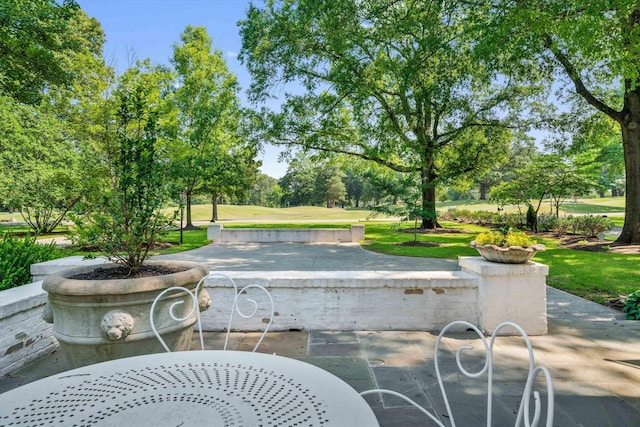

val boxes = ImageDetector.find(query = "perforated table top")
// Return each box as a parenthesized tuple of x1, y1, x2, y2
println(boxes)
(0, 351, 378, 427)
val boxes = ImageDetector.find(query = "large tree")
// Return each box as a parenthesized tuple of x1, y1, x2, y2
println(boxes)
(170, 26, 243, 228)
(0, 95, 82, 233)
(488, 0, 640, 244)
(239, 0, 532, 228)
(0, 0, 81, 104)
(0, 8, 107, 233)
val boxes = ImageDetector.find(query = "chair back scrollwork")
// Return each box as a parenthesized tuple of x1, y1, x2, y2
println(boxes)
(361, 320, 554, 427)
(151, 272, 274, 353)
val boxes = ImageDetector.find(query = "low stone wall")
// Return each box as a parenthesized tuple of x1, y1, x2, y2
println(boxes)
(207, 224, 365, 243)
(0, 282, 58, 377)
(200, 258, 549, 335)
(200, 270, 479, 331)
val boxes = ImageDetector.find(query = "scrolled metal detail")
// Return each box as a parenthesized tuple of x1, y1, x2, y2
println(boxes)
(150, 286, 199, 352)
(101, 310, 135, 341)
(197, 272, 274, 352)
(361, 320, 554, 427)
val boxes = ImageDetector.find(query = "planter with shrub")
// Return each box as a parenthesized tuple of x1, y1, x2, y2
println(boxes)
(471, 229, 546, 264)
(43, 64, 209, 367)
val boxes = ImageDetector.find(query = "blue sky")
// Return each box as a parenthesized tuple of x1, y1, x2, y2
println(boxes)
(77, 0, 288, 178)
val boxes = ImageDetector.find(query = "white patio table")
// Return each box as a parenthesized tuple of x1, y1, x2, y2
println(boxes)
(0, 350, 379, 427)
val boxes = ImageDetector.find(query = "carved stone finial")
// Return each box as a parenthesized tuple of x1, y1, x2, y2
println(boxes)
(101, 310, 135, 341)
(42, 303, 54, 323)
(198, 289, 212, 312)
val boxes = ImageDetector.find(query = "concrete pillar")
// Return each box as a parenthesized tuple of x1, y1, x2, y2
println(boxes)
(458, 257, 549, 335)
(207, 223, 223, 242)
(350, 224, 365, 242)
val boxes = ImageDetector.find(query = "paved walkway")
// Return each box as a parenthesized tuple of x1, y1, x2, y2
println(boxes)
(2, 242, 639, 426)
(154, 242, 459, 271)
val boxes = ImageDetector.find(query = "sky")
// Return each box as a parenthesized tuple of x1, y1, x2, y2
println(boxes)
(76, 0, 288, 178)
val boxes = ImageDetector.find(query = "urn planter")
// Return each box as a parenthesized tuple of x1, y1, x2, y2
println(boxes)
(42, 260, 210, 368)
(470, 241, 546, 264)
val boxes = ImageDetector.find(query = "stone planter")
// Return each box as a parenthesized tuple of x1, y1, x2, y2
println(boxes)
(470, 242, 546, 264)
(42, 260, 209, 368)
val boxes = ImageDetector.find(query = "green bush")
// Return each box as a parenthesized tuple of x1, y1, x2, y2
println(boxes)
(573, 215, 614, 238)
(537, 213, 558, 232)
(554, 217, 572, 234)
(0, 234, 62, 290)
(439, 209, 524, 227)
(623, 290, 640, 320)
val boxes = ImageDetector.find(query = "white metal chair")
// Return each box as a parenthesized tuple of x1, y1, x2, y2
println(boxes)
(150, 272, 274, 352)
(360, 321, 554, 427)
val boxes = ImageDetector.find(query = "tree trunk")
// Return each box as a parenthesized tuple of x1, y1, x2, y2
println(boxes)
(421, 169, 439, 229)
(210, 193, 218, 222)
(184, 192, 198, 230)
(479, 182, 489, 200)
(615, 88, 640, 245)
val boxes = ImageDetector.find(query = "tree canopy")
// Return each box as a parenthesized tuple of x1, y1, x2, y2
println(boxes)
(485, 0, 640, 243)
(169, 26, 256, 226)
(240, 0, 536, 228)
(0, 0, 83, 104)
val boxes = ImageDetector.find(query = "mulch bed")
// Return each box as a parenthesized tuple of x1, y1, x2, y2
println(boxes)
(399, 241, 440, 247)
(70, 265, 186, 280)
(399, 228, 471, 234)
(537, 232, 640, 254)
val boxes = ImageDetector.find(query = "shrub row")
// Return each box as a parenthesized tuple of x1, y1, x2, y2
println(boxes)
(438, 209, 525, 228)
(440, 209, 614, 238)
(0, 234, 62, 291)
(536, 214, 614, 237)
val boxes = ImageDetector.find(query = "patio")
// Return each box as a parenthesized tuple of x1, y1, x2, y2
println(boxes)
(2, 239, 640, 426)
(2, 286, 639, 426)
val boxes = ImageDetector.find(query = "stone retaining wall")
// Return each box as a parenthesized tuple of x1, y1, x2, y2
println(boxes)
(0, 282, 58, 377)
(199, 259, 548, 335)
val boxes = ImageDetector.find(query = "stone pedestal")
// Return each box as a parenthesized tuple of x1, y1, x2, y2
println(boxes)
(459, 257, 549, 335)
(207, 224, 223, 242)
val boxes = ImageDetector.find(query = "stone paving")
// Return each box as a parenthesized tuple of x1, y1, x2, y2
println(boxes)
(3, 288, 638, 426)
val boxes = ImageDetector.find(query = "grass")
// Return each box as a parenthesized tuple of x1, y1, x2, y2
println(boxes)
(167, 204, 391, 222)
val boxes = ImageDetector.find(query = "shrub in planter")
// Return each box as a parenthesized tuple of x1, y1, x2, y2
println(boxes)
(474, 229, 535, 248)
(471, 228, 545, 264)
(70, 63, 175, 274)
(46, 63, 209, 367)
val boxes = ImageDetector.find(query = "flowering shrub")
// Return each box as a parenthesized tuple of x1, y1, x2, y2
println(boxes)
(441, 209, 613, 239)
